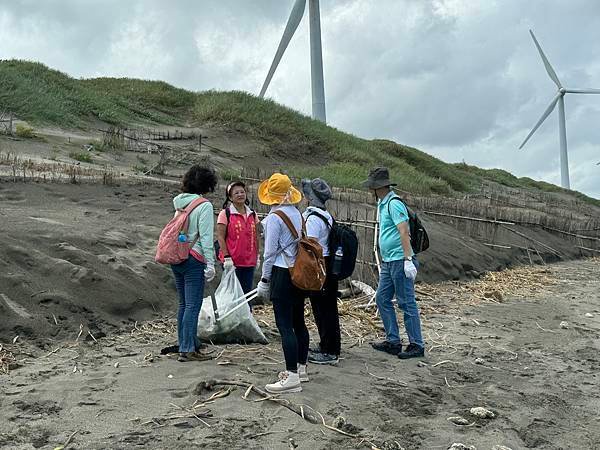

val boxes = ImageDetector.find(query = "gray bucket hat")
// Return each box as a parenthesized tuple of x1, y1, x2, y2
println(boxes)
(362, 167, 397, 189)
(301, 178, 332, 209)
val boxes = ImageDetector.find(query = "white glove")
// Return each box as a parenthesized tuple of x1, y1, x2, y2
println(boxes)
(204, 263, 216, 282)
(223, 257, 234, 270)
(404, 260, 417, 281)
(257, 280, 270, 300)
(256, 255, 261, 269)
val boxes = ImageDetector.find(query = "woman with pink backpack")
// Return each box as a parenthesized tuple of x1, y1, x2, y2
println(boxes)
(168, 165, 218, 362)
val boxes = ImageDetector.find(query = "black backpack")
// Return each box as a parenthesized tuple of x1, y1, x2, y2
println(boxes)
(388, 197, 429, 254)
(307, 210, 359, 280)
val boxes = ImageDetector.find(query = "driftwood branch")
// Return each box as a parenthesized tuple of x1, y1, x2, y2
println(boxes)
(500, 225, 562, 257)
(541, 225, 600, 242)
(194, 379, 320, 424)
(576, 245, 600, 254)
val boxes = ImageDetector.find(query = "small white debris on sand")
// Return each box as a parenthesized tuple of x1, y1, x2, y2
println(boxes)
(447, 416, 470, 425)
(474, 357, 485, 365)
(448, 444, 476, 450)
(585, 313, 594, 318)
(469, 406, 495, 418)
(559, 321, 569, 329)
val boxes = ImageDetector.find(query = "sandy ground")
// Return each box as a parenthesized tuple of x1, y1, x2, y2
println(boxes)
(2, 250, 599, 449)
(0, 172, 599, 450)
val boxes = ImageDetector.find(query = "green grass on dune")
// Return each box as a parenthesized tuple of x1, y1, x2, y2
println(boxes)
(193, 91, 468, 194)
(0, 60, 190, 126)
(1, 59, 597, 203)
(454, 163, 600, 207)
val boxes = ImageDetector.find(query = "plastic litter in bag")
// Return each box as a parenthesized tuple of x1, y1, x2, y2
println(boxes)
(199, 267, 268, 345)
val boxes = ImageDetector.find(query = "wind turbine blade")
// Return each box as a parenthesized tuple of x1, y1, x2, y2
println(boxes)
(519, 93, 561, 149)
(529, 30, 562, 88)
(564, 88, 600, 94)
(259, 0, 307, 97)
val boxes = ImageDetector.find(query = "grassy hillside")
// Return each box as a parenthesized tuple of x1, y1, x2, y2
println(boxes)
(0, 60, 192, 125)
(1, 59, 598, 203)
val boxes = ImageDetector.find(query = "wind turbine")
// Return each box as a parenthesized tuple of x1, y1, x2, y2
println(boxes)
(259, 0, 326, 123)
(519, 29, 600, 189)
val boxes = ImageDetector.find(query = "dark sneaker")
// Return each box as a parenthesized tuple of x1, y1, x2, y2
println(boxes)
(161, 342, 207, 355)
(309, 344, 322, 354)
(177, 351, 213, 362)
(370, 340, 402, 355)
(397, 343, 425, 359)
(308, 352, 339, 365)
(161, 344, 180, 355)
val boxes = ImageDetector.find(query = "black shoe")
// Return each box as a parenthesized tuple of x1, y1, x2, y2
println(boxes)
(308, 352, 339, 365)
(370, 340, 402, 355)
(161, 342, 207, 355)
(161, 344, 180, 355)
(397, 343, 425, 359)
(177, 351, 213, 362)
(309, 344, 322, 354)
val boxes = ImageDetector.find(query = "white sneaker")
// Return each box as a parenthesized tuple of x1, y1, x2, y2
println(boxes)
(265, 371, 302, 394)
(298, 364, 309, 382)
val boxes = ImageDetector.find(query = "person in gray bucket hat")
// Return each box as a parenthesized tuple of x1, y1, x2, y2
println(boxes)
(301, 178, 341, 365)
(364, 167, 425, 359)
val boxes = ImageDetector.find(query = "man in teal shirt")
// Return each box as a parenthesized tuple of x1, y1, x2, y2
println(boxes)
(363, 167, 424, 359)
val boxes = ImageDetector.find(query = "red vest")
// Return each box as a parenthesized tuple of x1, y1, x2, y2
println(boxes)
(222, 210, 258, 267)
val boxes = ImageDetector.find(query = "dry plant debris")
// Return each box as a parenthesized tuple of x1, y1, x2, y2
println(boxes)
(414, 265, 559, 312)
(0, 344, 17, 374)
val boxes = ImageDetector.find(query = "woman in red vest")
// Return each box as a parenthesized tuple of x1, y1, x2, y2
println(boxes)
(216, 181, 260, 294)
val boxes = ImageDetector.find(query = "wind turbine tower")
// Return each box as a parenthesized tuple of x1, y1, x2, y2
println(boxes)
(519, 30, 600, 189)
(259, 0, 326, 123)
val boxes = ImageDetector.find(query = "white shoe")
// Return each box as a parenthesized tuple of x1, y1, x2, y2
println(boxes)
(265, 371, 302, 394)
(298, 364, 309, 382)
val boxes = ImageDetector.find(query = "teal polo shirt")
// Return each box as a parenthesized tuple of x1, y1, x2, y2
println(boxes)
(378, 191, 410, 262)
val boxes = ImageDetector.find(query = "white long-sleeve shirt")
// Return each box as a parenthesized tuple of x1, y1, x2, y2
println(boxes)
(261, 205, 302, 281)
(303, 207, 333, 256)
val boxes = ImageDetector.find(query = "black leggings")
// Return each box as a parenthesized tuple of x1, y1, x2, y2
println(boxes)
(270, 266, 309, 372)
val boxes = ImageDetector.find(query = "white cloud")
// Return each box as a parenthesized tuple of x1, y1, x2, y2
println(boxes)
(1, 0, 599, 197)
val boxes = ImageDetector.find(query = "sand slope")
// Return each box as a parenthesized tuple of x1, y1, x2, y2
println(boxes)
(1, 259, 599, 449)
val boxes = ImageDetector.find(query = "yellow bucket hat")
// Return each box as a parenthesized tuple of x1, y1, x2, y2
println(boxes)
(258, 173, 302, 205)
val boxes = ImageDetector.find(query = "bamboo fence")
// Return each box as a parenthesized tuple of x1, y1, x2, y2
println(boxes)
(1, 153, 598, 288)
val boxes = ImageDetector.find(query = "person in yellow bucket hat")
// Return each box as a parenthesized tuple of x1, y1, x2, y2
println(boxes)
(257, 172, 303, 205)
(256, 173, 308, 394)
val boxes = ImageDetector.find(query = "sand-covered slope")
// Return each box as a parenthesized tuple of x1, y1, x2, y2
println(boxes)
(0, 181, 177, 345)
(1, 258, 598, 449)
(0, 178, 595, 348)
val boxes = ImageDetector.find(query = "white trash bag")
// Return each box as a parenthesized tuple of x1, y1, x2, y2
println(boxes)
(199, 266, 268, 344)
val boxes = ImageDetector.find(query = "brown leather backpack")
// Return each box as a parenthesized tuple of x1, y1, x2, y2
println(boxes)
(273, 210, 326, 291)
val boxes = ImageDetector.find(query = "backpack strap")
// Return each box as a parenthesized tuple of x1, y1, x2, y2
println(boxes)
(273, 210, 299, 239)
(181, 197, 208, 248)
(306, 210, 332, 229)
(386, 195, 402, 213)
(183, 197, 207, 213)
(223, 207, 231, 241)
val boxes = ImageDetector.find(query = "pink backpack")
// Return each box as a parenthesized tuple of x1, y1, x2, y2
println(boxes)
(155, 197, 208, 264)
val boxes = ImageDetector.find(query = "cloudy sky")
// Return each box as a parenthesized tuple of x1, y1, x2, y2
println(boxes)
(1, 0, 599, 197)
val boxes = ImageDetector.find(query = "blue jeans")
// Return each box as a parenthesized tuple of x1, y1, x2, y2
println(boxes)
(235, 266, 255, 294)
(375, 259, 424, 348)
(171, 256, 206, 353)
